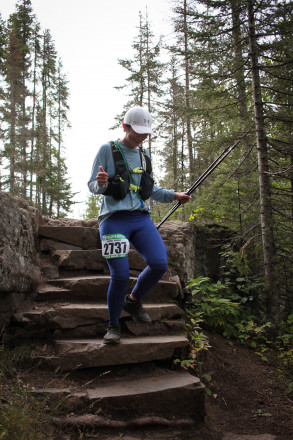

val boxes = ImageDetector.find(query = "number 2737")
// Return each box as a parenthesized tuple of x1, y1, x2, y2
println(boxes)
(104, 241, 127, 255)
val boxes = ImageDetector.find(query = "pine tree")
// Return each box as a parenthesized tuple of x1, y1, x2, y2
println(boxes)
(114, 10, 164, 157)
(28, 20, 41, 201)
(1, 2, 74, 218)
(159, 56, 187, 192)
(35, 28, 56, 212)
(83, 193, 101, 220)
(7, 0, 35, 196)
(156, 0, 293, 321)
(167, 0, 257, 230)
(55, 59, 70, 216)
(3, 26, 23, 194)
(171, 0, 196, 184)
(247, 0, 278, 322)
(255, 0, 293, 315)
(0, 14, 8, 189)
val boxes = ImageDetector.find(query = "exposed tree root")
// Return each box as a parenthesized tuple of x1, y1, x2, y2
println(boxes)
(53, 414, 196, 429)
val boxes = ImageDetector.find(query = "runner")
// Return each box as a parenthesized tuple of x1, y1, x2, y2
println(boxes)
(88, 106, 191, 344)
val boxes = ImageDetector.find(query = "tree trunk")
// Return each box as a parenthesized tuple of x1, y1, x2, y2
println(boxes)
(21, 75, 27, 197)
(230, 0, 249, 121)
(183, 0, 194, 184)
(29, 26, 39, 201)
(247, 0, 279, 322)
(9, 99, 16, 194)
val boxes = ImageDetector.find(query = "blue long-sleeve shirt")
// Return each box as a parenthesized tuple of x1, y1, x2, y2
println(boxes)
(88, 141, 175, 224)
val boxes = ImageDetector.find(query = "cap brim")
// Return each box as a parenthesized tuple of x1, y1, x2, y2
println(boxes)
(132, 125, 154, 135)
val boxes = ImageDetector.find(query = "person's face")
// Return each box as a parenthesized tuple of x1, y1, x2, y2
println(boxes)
(122, 123, 149, 148)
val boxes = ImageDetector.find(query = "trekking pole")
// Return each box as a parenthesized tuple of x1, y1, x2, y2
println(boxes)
(156, 133, 250, 230)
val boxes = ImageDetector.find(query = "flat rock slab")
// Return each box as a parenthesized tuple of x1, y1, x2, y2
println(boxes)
(38, 226, 99, 249)
(37, 284, 71, 295)
(87, 369, 201, 397)
(47, 275, 179, 303)
(51, 335, 189, 369)
(222, 434, 277, 440)
(86, 370, 205, 420)
(51, 249, 146, 271)
(54, 319, 185, 339)
(14, 303, 184, 330)
(34, 370, 205, 421)
(40, 238, 82, 251)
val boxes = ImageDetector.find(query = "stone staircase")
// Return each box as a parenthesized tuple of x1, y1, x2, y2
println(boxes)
(5, 224, 205, 434)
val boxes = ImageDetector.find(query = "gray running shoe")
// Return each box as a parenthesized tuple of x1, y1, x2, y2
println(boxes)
(103, 325, 120, 344)
(123, 295, 152, 323)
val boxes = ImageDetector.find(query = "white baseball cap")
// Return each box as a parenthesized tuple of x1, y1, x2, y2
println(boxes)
(123, 106, 154, 135)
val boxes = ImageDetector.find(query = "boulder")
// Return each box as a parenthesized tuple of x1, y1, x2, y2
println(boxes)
(160, 221, 233, 285)
(0, 191, 41, 294)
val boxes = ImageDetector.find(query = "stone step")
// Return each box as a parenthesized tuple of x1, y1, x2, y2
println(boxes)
(40, 238, 83, 251)
(37, 284, 72, 296)
(34, 370, 205, 423)
(50, 249, 145, 272)
(38, 226, 100, 250)
(44, 335, 189, 370)
(12, 303, 184, 327)
(9, 303, 185, 339)
(54, 319, 186, 339)
(42, 275, 179, 303)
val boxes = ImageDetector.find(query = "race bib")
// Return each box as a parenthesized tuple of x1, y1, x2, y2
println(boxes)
(102, 234, 130, 259)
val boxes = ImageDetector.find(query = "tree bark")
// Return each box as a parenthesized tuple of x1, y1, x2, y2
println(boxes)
(183, 0, 194, 184)
(29, 25, 39, 201)
(230, 0, 248, 121)
(247, 0, 279, 322)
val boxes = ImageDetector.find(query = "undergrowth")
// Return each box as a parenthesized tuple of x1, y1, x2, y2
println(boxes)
(0, 345, 60, 440)
(0, 386, 57, 440)
(175, 245, 293, 398)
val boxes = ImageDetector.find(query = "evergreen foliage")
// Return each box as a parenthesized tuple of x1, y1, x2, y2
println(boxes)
(113, 1, 293, 323)
(0, 0, 74, 217)
(82, 193, 101, 220)
(113, 9, 164, 158)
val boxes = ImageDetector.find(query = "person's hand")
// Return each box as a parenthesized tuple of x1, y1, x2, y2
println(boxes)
(174, 192, 192, 205)
(96, 166, 109, 187)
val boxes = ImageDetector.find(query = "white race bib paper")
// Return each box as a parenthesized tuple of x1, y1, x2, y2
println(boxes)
(102, 234, 130, 259)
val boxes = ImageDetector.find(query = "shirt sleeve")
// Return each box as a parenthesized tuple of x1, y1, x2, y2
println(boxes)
(150, 184, 175, 203)
(87, 143, 114, 195)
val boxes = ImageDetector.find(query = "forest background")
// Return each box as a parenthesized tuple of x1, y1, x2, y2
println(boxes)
(0, 0, 292, 335)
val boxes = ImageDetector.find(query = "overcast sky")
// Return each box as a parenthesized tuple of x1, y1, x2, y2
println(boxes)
(1, 0, 173, 218)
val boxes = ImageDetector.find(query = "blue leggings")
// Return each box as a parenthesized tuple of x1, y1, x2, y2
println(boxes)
(100, 211, 168, 325)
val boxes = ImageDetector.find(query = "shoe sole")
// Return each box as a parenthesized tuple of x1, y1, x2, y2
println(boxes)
(103, 338, 120, 345)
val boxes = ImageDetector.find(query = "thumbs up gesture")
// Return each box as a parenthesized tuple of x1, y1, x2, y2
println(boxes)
(96, 166, 109, 187)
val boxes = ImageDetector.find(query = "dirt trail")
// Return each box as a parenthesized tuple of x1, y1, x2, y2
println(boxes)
(90, 331, 292, 440)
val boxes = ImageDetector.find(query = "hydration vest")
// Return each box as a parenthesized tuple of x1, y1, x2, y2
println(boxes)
(103, 141, 154, 201)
